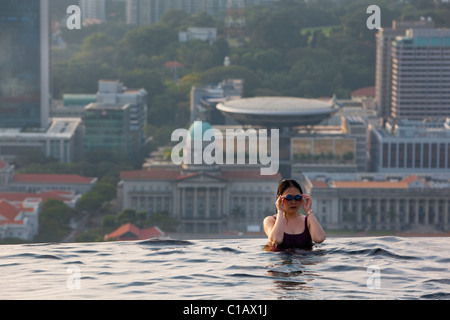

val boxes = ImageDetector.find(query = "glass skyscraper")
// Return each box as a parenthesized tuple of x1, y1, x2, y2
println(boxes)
(0, 0, 49, 129)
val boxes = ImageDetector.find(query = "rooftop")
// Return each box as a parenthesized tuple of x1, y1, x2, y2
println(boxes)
(216, 96, 339, 127)
(0, 118, 81, 139)
(307, 173, 449, 190)
(351, 86, 375, 98)
(0, 190, 78, 204)
(217, 97, 335, 115)
(120, 168, 281, 181)
(12, 174, 96, 184)
(104, 223, 166, 241)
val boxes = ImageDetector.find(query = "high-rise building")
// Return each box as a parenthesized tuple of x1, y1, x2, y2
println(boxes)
(375, 19, 434, 122)
(0, 0, 50, 129)
(391, 28, 450, 121)
(126, 0, 278, 26)
(84, 103, 132, 159)
(0, 1, 82, 163)
(79, 0, 106, 23)
(369, 118, 450, 173)
(83, 80, 148, 160)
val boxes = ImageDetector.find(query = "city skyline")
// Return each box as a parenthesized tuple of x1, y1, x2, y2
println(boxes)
(0, 0, 50, 129)
(1, 0, 450, 241)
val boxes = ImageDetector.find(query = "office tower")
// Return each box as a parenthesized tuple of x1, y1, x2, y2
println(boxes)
(0, 0, 50, 129)
(391, 28, 450, 121)
(375, 19, 434, 122)
(369, 119, 450, 173)
(126, 0, 278, 26)
(126, 0, 163, 26)
(84, 103, 132, 159)
(79, 0, 106, 22)
(84, 80, 148, 160)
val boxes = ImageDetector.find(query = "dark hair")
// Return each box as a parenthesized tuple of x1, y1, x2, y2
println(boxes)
(276, 179, 303, 197)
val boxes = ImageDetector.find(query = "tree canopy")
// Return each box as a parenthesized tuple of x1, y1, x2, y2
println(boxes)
(51, 0, 450, 139)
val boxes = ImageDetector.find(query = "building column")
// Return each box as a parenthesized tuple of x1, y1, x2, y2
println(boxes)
(415, 200, 419, 225)
(424, 199, 429, 225)
(376, 198, 381, 226)
(433, 199, 439, 224)
(405, 199, 410, 225)
(181, 187, 186, 218)
(357, 198, 362, 225)
(445, 200, 449, 230)
(219, 188, 223, 218)
(193, 187, 198, 218)
(206, 187, 210, 218)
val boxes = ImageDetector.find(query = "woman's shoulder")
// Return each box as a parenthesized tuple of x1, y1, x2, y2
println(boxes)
(263, 215, 277, 224)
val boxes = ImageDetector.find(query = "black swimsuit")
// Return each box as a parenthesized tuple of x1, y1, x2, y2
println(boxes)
(272, 215, 313, 249)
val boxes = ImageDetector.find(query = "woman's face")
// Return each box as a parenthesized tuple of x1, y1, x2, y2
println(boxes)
(280, 186, 302, 215)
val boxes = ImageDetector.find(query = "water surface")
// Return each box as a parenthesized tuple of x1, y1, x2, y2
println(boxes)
(0, 237, 448, 299)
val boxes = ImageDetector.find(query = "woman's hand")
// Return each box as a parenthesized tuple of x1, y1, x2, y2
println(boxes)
(275, 195, 285, 215)
(301, 194, 312, 213)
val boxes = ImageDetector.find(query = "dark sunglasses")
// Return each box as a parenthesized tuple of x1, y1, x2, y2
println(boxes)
(282, 194, 302, 201)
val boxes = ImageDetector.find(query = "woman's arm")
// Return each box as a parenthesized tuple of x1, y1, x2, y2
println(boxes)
(263, 196, 285, 245)
(302, 194, 326, 243)
(306, 211, 326, 243)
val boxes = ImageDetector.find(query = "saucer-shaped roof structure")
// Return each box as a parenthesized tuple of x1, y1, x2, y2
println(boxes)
(216, 97, 339, 127)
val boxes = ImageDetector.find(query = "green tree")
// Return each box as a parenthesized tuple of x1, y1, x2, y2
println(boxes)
(35, 199, 75, 243)
(146, 212, 179, 232)
(82, 32, 116, 52)
(120, 25, 177, 58)
(201, 65, 260, 97)
(92, 182, 116, 202)
(76, 192, 104, 212)
(247, 7, 305, 51)
(116, 208, 137, 226)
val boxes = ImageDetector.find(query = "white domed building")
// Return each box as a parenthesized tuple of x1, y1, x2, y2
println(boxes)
(117, 121, 281, 234)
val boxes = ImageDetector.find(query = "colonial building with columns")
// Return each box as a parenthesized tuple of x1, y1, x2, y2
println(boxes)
(117, 121, 282, 234)
(117, 168, 280, 233)
(301, 172, 450, 232)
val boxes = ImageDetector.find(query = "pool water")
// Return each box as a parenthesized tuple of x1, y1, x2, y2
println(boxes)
(0, 236, 449, 300)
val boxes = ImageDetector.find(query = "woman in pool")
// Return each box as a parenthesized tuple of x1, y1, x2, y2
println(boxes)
(263, 179, 326, 249)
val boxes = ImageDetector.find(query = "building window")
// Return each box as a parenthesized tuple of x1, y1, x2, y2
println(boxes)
(423, 144, 429, 168)
(406, 143, 413, 168)
(398, 143, 405, 168)
(147, 197, 153, 213)
(431, 143, 438, 169)
(382, 143, 389, 168)
(415, 143, 421, 168)
(448, 144, 450, 168)
(390, 143, 397, 168)
(439, 143, 446, 169)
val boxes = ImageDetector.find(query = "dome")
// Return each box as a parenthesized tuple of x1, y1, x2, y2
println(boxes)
(188, 121, 213, 140)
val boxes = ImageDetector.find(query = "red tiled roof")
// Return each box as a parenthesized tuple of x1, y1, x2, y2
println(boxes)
(332, 181, 408, 189)
(0, 220, 24, 226)
(351, 86, 375, 97)
(105, 223, 166, 241)
(0, 158, 6, 170)
(0, 190, 75, 203)
(0, 200, 20, 221)
(401, 174, 431, 188)
(164, 61, 183, 68)
(140, 226, 166, 239)
(328, 174, 431, 189)
(221, 170, 281, 180)
(310, 180, 329, 188)
(120, 168, 281, 181)
(401, 174, 419, 184)
(13, 174, 95, 184)
(120, 170, 180, 180)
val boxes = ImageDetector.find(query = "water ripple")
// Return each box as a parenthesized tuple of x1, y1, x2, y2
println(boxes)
(0, 236, 448, 299)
